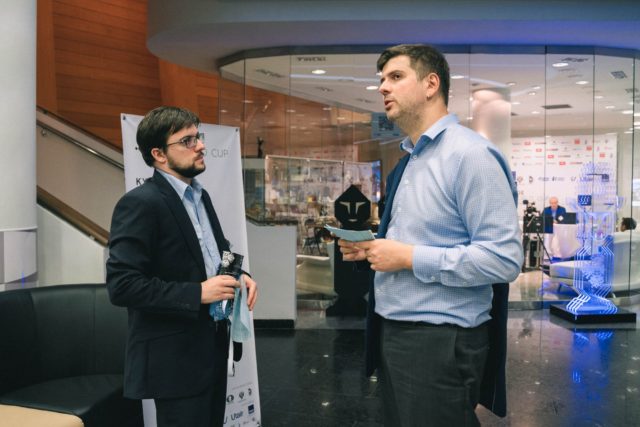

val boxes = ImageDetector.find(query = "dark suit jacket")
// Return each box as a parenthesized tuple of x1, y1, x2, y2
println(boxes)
(106, 170, 233, 400)
(366, 154, 509, 417)
(543, 205, 567, 222)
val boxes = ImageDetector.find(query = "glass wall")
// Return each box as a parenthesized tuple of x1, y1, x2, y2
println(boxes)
(219, 47, 638, 305)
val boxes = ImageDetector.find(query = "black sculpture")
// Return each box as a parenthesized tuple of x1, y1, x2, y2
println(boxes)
(326, 185, 371, 317)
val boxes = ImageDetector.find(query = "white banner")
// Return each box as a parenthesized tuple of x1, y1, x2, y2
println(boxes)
(510, 134, 617, 216)
(121, 114, 261, 427)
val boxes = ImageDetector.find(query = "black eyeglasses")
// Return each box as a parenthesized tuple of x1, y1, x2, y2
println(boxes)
(166, 132, 205, 149)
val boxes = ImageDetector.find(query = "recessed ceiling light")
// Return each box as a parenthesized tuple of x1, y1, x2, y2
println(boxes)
(552, 62, 569, 68)
(322, 107, 332, 111)
(528, 91, 537, 96)
(594, 95, 604, 99)
(531, 111, 540, 115)
(242, 99, 254, 103)
(622, 110, 634, 115)
(366, 85, 378, 91)
(451, 74, 465, 80)
(467, 116, 473, 120)
(532, 85, 541, 90)
(220, 109, 228, 113)
(576, 80, 589, 85)
(507, 82, 516, 86)
(605, 105, 615, 109)
(511, 101, 521, 105)
(286, 109, 296, 113)
(311, 69, 326, 75)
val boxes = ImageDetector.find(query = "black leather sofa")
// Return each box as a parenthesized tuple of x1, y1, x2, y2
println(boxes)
(0, 284, 143, 427)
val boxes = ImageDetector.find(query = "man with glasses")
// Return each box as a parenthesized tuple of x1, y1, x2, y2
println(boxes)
(107, 106, 257, 427)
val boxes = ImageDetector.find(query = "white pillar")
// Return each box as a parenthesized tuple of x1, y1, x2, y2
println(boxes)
(470, 87, 512, 159)
(0, 0, 37, 289)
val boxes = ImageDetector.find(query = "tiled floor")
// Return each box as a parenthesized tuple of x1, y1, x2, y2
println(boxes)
(254, 295, 640, 426)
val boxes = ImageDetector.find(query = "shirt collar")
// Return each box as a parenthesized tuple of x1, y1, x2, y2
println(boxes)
(157, 168, 203, 202)
(399, 113, 459, 155)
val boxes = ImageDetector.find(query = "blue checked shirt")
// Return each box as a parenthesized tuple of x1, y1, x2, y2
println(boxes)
(374, 114, 523, 327)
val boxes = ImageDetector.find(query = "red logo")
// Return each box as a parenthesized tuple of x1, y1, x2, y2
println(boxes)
(547, 154, 555, 159)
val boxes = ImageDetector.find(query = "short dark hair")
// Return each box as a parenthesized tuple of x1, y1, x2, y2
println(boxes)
(376, 44, 450, 106)
(622, 217, 637, 231)
(136, 106, 200, 166)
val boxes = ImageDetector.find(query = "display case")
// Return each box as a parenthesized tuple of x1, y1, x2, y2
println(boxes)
(243, 155, 378, 254)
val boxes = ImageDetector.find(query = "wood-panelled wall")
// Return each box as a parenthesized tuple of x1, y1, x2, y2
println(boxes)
(36, 0, 374, 163)
(36, 0, 219, 149)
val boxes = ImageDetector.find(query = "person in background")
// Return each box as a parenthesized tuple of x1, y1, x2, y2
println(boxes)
(338, 44, 523, 426)
(543, 196, 567, 223)
(106, 106, 257, 427)
(621, 217, 637, 232)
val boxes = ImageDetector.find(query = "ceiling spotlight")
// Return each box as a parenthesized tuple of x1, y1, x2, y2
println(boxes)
(507, 82, 516, 86)
(552, 62, 569, 68)
(451, 74, 465, 80)
(366, 85, 378, 91)
(531, 111, 541, 115)
(311, 69, 326, 75)
(528, 91, 537, 96)
(220, 109, 228, 113)
(576, 80, 589, 85)
(532, 85, 541, 90)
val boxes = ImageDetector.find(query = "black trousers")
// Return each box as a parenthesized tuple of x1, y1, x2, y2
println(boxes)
(155, 321, 230, 427)
(379, 318, 489, 427)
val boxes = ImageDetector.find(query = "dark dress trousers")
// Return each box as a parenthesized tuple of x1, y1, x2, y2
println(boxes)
(106, 170, 235, 400)
(366, 154, 509, 417)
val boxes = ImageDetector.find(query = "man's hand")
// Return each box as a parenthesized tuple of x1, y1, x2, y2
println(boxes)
(338, 239, 368, 261)
(340, 238, 413, 272)
(242, 274, 258, 311)
(201, 275, 239, 304)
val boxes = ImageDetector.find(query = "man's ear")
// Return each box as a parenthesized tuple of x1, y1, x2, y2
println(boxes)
(151, 147, 167, 165)
(424, 72, 440, 100)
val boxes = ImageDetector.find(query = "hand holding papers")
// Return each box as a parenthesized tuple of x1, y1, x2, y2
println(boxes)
(324, 225, 375, 242)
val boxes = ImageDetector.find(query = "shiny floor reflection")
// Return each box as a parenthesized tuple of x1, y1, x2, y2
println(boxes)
(254, 305, 640, 426)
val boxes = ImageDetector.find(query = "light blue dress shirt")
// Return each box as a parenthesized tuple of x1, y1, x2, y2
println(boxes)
(374, 114, 523, 327)
(157, 169, 222, 280)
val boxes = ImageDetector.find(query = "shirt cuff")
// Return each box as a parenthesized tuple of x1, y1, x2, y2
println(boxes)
(412, 245, 443, 283)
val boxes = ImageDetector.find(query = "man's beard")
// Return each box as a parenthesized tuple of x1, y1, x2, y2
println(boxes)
(168, 158, 205, 178)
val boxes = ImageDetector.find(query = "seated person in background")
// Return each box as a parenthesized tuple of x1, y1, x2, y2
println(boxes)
(621, 217, 637, 232)
(543, 196, 567, 223)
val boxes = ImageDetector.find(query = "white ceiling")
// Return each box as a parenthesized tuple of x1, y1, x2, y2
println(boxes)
(146, 0, 640, 136)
